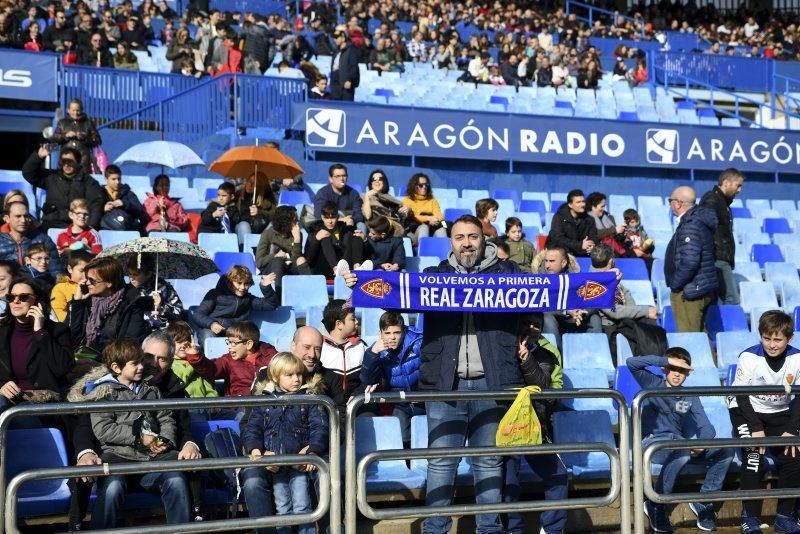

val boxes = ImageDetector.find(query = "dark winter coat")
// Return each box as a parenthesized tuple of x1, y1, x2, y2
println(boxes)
(198, 201, 242, 234)
(49, 114, 102, 173)
(665, 206, 718, 300)
(330, 43, 360, 91)
(312, 184, 364, 224)
(0, 319, 74, 396)
(0, 228, 62, 276)
(360, 327, 421, 391)
(22, 151, 104, 230)
(193, 277, 278, 329)
(241, 377, 329, 456)
(68, 285, 151, 353)
(364, 236, 405, 269)
(100, 184, 144, 231)
(699, 185, 736, 267)
(548, 203, 599, 257)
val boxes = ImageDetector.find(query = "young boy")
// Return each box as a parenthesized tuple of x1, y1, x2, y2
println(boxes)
(360, 311, 422, 443)
(504, 312, 568, 534)
(87, 340, 191, 528)
(319, 299, 367, 411)
(364, 216, 404, 271)
(729, 310, 800, 534)
(499, 217, 535, 273)
(50, 249, 93, 322)
(305, 201, 364, 278)
(21, 243, 56, 291)
(623, 208, 654, 258)
(240, 353, 328, 534)
(100, 165, 143, 231)
(57, 198, 103, 254)
(186, 320, 276, 401)
(630, 348, 733, 533)
(167, 320, 218, 399)
(199, 182, 240, 234)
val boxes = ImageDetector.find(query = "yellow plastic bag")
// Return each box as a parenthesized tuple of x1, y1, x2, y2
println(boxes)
(496, 385, 542, 447)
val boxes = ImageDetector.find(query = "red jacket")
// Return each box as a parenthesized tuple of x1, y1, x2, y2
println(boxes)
(56, 225, 102, 254)
(186, 341, 276, 397)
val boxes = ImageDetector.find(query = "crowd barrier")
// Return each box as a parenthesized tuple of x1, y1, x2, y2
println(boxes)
(6, 386, 800, 533)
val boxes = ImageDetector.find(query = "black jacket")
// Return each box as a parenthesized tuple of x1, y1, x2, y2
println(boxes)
(699, 185, 735, 267)
(68, 285, 151, 353)
(100, 183, 144, 230)
(419, 247, 525, 392)
(22, 151, 104, 230)
(548, 203, 599, 257)
(77, 47, 114, 68)
(49, 114, 102, 173)
(0, 319, 74, 396)
(331, 43, 360, 90)
(199, 201, 242, 234)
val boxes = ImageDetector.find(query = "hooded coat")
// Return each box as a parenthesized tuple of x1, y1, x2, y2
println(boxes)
(193, 277, 278, 329)
(665, 205, 719, 300)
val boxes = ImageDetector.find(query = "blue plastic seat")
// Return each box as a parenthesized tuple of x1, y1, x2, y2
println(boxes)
(615, 258, 649, 281)
(418, 237, 451, 260)
(618, 111, 639, 121)
(149, 231, 191, 243)
(519, 199, 547, 218)
(205, 188, 219, 201)
(7, 428, 71, 518)
(739, 281, 779, 314)
(172, 274, 219, 308)
(715, 331, 760, 369)
(99, 230, 139, 249)
(726, 364, 737, 386)
(666, 332, 715, 369)
(190, 420, 239, 443)
(491, 188, 521, 210)
(550, 200, 565, 212)
(613, 365, 642, 409)
(214, 251, 256, 274)
(795, 306, 800, 331)
(751, 244, 784, 268)
(733, 261, 763, 283)
(763, 217, 792, 236)
(660, 306, 676, 333)
(624, 280, 656, 307)
(198, 233, 239, 256)
(251, 307, 297, 344)
(204, 336, 228, 358)
(731, 207, 752, 219)
(563, 367, 616, 424)
(764, 262, 800, 289)
(553, 410, 615, 480)
(444, 208, 471, 221)
(356, 416, 426, 492)
(562, 333, 614, 377)
(417, 255, 441, 272)
(683, 367, 721, 387)
(278, 190, 311, 206)
(280, 275, 329, 313)
(705, 305, 748, 340)
(575, 257, 591, 272)
(242, 233, 261, 253)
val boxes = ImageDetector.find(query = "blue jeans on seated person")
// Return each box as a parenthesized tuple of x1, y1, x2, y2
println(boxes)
(423, 377, 505, 534)
(643, 433, 734, 507)
(272, 467, 315, 534)
(90, 453, 191, 528)
(503, 446, 569, 534)
(240, 466, 277, 534)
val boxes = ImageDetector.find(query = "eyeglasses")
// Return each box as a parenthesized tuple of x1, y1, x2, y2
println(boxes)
(331, 174, 348, 179)
(28, 256, 49, 263)
(86, 276, 105, 286)
(71, 211, 89, 217)
(5, 293, 35, 304)
(225, 338, 247, 346)
(667, 198, 689, 205)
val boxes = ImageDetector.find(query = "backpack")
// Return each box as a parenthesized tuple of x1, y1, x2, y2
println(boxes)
(203, 427, 243, 512)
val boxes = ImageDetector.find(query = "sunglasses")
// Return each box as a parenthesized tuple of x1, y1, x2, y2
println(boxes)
(86, 276, 105, 286)
(60, 158, 77, 166)
(416, 182, 430, 188)
(6, 293, 35, 304)
(371, 176, 385, 182)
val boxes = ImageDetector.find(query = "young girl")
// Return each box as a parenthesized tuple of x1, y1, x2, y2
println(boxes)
(143, 175, 189, 233)
(50, 250, 93, 322)
(499, 217, 535, 273)
(240, 353, 328, 534)
(166, 321, 218, 399)
(126, 254, 184, 328)
(475, 198, 499, 239)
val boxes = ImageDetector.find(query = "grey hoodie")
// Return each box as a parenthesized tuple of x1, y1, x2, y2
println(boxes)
(447, 242, 502, 379)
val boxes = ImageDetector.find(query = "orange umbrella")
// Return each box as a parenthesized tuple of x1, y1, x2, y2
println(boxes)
(208, 145, 304, 181)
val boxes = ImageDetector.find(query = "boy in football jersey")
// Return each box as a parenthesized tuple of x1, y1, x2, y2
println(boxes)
(729, 310, 800, 534)
(629, 347, 733, 533)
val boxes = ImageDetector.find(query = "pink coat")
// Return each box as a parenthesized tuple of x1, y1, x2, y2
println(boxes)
(143, 193, 189, 232)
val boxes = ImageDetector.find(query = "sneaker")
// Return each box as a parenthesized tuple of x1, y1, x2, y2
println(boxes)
(354, 260, 373, 271)
(689, 502, 717, 531)
(643, 501, 673, 533)
(775, 514, 800, 534)
(741, 516, 763, 534)
(334, 259, 350, 277)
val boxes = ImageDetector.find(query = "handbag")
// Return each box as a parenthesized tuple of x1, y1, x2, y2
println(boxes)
(496, 385, 542, 447)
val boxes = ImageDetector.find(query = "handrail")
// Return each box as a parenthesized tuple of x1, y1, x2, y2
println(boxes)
(0, 394, 341, 534)
(6, 454, 330, 534)
(566, 0, 645, 38)
(631, 385, 800, 534)
(774, 73, 800, 113)
(345, 389, 631, 534)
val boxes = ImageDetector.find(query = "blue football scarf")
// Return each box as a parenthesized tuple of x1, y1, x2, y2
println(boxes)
(351, 271, 618, 313)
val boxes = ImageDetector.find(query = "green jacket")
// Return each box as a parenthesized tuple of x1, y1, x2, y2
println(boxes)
(504, 238, 535, 273)
(539, 336, 563, 389)
(171, 359, 219, 398)
(255, 227, 303, 270)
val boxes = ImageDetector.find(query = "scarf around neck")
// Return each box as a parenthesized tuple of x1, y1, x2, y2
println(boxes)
(86, 288, 125, 347)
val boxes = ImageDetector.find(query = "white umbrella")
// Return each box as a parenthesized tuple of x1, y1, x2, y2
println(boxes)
(114, 140, 205, 169)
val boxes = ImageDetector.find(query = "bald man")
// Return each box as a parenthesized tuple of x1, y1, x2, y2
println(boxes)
(291, 325, 323, 374)
(665, 186, 718, 333)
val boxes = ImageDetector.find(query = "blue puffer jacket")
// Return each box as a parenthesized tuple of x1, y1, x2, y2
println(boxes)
(240, 379, 329, 456)
(0, 228, 63, 276)
(664, 205, 718, 300)
(360, 327, 422, 391)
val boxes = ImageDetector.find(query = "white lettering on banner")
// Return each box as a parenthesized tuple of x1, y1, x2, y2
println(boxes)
(0, 69, 32, 88)
(407, 123, 429, 147)
(710, 139, 723, 161)
(488, 127, 509, 151)
(687, 138, 706, 161)
(567, 132, 586, 154)
(541, 131, 563, 154)
(730, 141, 747, 162)
(356, 120, 378, 144)
(385, 121, 399, 145)
(520, 129, 537, 153)
(683, 136, 800, 167)
(434, 124, 456, 148)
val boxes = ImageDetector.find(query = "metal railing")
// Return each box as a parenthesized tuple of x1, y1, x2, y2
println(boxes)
(6, 455, 329, 534)
(566, 0, 645, 38)
(0, 395, 341, 534)
(344, 389, 631, 534)
(631, 385, 800, 534)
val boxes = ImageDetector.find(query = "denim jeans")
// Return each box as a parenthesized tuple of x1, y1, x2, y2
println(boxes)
(272, 467, 315, 534)
(90, 470, 191, 528)
(715, 260, 740, 305)
(240, 467, 277, 534)
(503, 447, 569, 534)
(393, 403, 426, 444)
(236, 221, 253, 247)
(643, 433, 734, 509)
(423, 377, 505, 534)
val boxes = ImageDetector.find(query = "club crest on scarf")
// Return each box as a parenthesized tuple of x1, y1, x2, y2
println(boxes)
(360, 278, 393, 299)
(577, 280, 608, 301)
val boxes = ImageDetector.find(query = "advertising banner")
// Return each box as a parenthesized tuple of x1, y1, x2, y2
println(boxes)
(350, 271, 619, 313)
(0, 51, 57, 102)
(296, 102, 800, 174)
